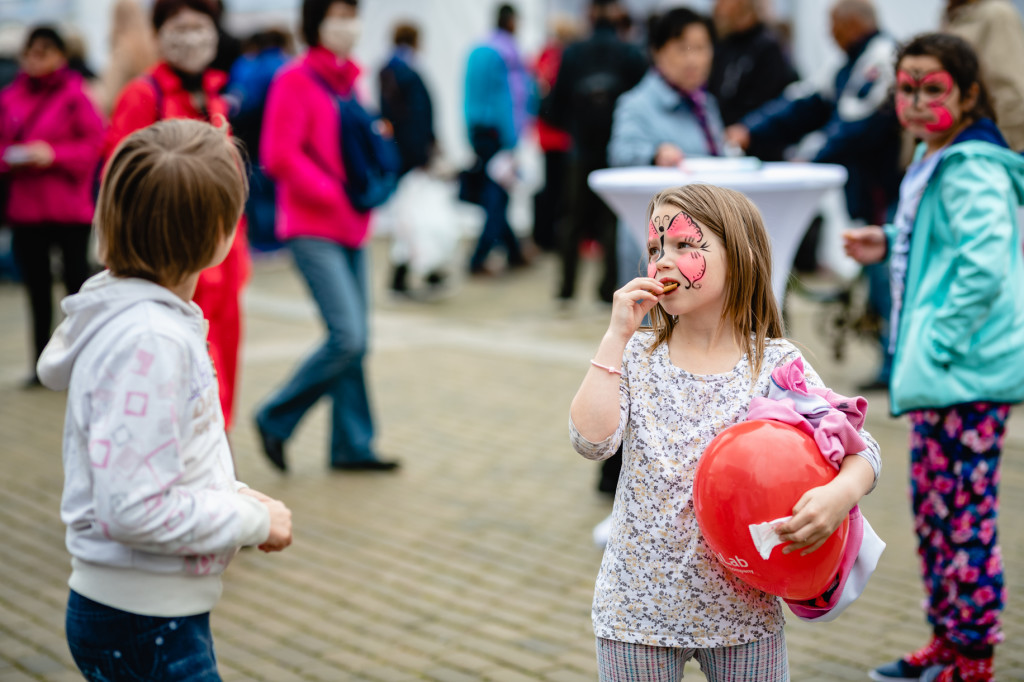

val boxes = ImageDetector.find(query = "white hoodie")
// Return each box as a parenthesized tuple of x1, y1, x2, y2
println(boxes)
(38, 271, 270, 617)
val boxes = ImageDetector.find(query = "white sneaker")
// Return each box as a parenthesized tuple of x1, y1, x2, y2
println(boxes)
(592, 513, 613, 548)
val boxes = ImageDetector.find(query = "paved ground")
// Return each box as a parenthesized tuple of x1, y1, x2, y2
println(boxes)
(2, 239, 1024, 681)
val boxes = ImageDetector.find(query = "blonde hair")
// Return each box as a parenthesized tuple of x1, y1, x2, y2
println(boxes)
(644, 184, 783, 377)
(96, 118, 248, 286)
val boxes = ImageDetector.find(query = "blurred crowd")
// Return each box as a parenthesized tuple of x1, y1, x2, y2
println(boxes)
(1, 0, 1023, 464)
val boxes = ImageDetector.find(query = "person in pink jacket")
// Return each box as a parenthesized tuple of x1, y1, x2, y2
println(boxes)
(0, 26, 105, 387)
(254, 0, 398, 473)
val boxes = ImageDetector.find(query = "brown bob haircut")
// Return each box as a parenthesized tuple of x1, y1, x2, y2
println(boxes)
(96, 118, 248, 286)
(644, 184, 783, 377)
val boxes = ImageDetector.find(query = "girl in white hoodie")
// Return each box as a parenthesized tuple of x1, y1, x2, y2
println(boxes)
(38, 118, 292, 681)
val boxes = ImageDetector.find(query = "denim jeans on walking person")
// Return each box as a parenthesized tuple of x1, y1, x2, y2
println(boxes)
(467, 126, 524, 272)
(66, 590, 220, 681)
(256, 238, 376, 465)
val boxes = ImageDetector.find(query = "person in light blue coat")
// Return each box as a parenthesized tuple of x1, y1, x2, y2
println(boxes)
(608, 8, 724, 285)
(462, 4, 535, 274)
(608, 8, 724, 169)
(845, 33, 1024, 682)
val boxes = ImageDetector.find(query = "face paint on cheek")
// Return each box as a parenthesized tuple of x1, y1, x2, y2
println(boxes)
(924, 103, 955, 132)
(666, 212, 707, 289)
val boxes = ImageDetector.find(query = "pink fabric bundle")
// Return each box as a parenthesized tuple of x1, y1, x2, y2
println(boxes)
(747, 357, 868, 468)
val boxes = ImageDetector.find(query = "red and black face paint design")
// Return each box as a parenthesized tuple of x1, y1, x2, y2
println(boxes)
(647, 210, 708, 289)
(895, 69, 955, 133)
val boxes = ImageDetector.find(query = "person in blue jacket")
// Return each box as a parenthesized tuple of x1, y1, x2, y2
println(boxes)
(462, 3, 535, 275)
(845, 33, 1024, 682)
(726, 0, 902, 390)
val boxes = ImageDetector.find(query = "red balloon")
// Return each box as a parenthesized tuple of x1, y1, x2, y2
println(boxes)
(692, 419, 849, 600)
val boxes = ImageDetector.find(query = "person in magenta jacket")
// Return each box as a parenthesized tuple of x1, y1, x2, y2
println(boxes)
(0, 26, 104, 387)
(254, 0, 398, 473)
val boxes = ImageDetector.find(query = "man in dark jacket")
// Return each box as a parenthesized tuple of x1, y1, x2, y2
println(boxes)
(544, 0, 647, 304)
(726, 0, 902, 390)
(379, 22, 437, 294)
(708, 0, 798, 161)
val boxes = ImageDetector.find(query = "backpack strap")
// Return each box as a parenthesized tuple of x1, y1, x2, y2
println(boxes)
(145, 73, 165, 121)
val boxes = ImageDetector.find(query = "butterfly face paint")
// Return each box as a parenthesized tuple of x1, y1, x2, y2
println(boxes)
(895, 69, 955, 133)
(647, 210, 709, 289)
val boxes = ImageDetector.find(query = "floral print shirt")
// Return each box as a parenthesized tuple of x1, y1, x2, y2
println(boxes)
(570, 333, 879, 648)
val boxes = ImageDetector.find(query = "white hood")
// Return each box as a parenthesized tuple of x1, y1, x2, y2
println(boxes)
(38, 271, 203, 391)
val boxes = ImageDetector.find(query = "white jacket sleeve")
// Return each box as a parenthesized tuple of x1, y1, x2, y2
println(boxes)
(87, 332, 269, 555)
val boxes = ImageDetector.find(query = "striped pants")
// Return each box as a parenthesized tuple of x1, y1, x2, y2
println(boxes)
(596, 630, 788, 682)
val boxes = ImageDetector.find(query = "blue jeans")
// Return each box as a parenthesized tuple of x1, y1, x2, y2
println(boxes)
(467, 127, 523, 270)
(66, 590, 220, 681)
(469, 177, 523, 270)
(257, 238, 376, 464)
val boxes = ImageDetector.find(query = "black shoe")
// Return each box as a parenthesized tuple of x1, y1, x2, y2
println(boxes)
(330, 459, 400, 472)
(868, 658, 930, 681)
(391, 263, 409, 292)
(255, 417, 287, 472)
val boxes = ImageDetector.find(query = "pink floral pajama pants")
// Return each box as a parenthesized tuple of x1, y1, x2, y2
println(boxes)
(908, 402, 1008, 650)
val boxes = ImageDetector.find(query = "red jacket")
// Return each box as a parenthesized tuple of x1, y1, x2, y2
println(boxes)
(261, 46, 372, 246)
(533, 44, 571, 153)
(106, 62, 248, 430)
(0, 68, 105, 225)
(105, 62, 231, 157)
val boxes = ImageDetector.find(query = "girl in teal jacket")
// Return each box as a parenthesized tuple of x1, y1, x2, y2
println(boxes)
(846, 34, 1024, 682)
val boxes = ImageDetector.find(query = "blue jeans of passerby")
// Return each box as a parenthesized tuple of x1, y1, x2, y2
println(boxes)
(467, 126, 523, 271)
(469, 175, 524, 271)
(257, 238, 376, 464)
(66, 590, 220, 681)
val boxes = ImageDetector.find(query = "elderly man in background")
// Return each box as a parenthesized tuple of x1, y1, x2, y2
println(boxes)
(725, 0, 901, 392)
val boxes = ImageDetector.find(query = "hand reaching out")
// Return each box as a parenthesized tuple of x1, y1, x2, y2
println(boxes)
(842, 226, 887, 265)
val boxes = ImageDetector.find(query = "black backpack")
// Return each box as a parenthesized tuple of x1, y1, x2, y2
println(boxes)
(305, 67, 400, 212)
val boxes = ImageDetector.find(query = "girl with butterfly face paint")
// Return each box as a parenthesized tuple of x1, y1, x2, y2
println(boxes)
(844, 34, 1024, 682)
(570, 184, 879, 682)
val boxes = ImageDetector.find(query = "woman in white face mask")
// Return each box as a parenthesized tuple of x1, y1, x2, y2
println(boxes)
(103, 0, 250, 436)
(254, 0, 402, 474)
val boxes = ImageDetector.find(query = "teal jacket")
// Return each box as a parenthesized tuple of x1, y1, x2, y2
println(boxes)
(884, 122, 1024, 415)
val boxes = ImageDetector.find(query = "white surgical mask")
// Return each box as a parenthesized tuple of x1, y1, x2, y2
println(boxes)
(158, 21, 218, 74)
(319, 17, 361, 57)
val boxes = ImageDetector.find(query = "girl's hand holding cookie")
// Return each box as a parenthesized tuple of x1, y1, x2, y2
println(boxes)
(609, 278, 665, 340)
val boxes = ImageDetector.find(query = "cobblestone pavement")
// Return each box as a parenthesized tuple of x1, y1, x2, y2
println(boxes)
(2, 241, 1024, 681)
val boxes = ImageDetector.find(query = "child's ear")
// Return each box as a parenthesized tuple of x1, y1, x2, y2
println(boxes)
(962, 82, 980, 114)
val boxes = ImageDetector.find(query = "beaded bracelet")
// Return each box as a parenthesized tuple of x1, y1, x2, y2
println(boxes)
(590, 359, 623, 376)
